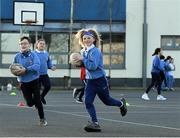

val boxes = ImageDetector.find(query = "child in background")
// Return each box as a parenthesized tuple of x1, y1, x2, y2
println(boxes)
(166, 58, 175, 91)
(142, 48, 167, 101)
(35, 39, 56, 105)
(73, 67, 86, 103)
(159, 55, 167, 90)
(74, 28, 127, 132)
(13, 36, 47, 126)
(153, 55, 166, 91)
(163, 56, 172, 90)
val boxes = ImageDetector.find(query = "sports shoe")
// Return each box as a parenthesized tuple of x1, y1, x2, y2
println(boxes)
(39, 118, 48, 126)
(120, 98, 127, 117)
(169, 88, 175, 91)
(41, 97, 46, 105)
(76, 98, 83, 104)
(162, 87, 169, 91)
(84, 121, 101, 132)
(142, 93, 150, 100)
(157, 95, 167, 101)
(73, 88, 79, 99)
(152, 87, 156, 91)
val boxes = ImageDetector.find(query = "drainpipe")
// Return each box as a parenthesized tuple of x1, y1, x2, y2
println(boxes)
(142, 0, 148, 88)
(108, 0, 112, 87)
(67, 0, 74, 89)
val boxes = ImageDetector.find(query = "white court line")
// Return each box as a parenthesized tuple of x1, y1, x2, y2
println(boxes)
(130, 104, 180, 110)
(1, 102, 180, 110)
(44, 109, 180, 131)
(0, 103, 180, 131)
(0, 103, 179, 114)
(55, 111, 180, 114)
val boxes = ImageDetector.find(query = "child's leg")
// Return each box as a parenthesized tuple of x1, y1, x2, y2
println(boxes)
(164, 74, 168, 87)
(85, 80, 97, 122)
(78, 87, 84, 100)
(21, 83, 35, 107)
(40, 75, 51, 98)
(169, 75, 174, 89)
(166, 75, 170, 89)
(146, 72, 158, 93)
(78, 80, 86, 99)
(31, 79, 45, 119)
(96, 77, 122, 107)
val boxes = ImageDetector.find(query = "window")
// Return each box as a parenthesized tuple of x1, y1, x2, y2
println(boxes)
(0, 33, 20, 67)
(0, 33, 70, 68)
(29, 33, 70, 68)
(1, 33, 20, 52)
(43, 33, 69, 68)
(161, 35, 180, 50)
(101, 33, 125, 69)
(0, 32, 126, 69)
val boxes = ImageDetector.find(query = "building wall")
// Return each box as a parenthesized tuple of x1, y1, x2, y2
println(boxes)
(126, 0, 180, 79)
(146, 0, 180, 78)
(125, 0, 143, 78)
(1, 0, 180, 88)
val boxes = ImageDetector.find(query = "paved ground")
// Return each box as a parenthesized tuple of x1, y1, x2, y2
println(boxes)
(0, 89, 180, 137)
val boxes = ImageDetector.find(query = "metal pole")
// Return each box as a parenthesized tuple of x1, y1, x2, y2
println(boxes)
(35, 0, 38, 42)
(0, 0, 1, 27)
(142, 0, 148, 88)
(67, 0, 74, 89)
(109, 0, 112, 83)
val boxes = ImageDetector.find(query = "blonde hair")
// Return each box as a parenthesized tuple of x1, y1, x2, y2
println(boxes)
(75, 28, 101, 48)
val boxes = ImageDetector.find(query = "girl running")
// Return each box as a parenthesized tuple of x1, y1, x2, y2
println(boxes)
(35, 39, 56, 105)
(142, 48, 167, 100)
(74, 28, 127, 132)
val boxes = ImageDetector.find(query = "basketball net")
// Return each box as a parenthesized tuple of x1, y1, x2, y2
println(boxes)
(20, 20, 37, 37)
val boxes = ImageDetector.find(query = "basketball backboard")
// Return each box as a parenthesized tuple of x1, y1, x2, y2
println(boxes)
(14, 1, 44, 26)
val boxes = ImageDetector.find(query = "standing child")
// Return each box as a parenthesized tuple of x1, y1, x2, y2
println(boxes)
(73, 67, 86, 103)
(163, 56, 172, 90)
(74, 28, 127, 132)
(13, 36, 47, 126)
(35, 39, 56, 104)
(142, 48, 167, 100)
(166, 58, 175, 91)
(152, 55, 166, 91)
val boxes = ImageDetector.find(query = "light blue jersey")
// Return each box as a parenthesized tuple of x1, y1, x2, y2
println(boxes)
(151, 55, 162, 73)
(35, 50, 53, 75)
(13, 51, 40, 82)
(81, 44, 106, 79)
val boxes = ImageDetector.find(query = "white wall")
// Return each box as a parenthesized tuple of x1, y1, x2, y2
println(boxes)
(147, 0, 180, 78)
(125, 0, 180, 79)
(124, 0, 144, 78)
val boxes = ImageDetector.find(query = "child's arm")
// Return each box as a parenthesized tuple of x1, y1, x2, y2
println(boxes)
(83, 50, 100, 71)
(26, 53, 40, 72)
(47, 56, 56, 71)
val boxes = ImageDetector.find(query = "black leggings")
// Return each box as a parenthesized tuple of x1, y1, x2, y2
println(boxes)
(146, 72, 162, 95)
(21, 79, 45, 119)
(39, 74, 51, 98)
(76, 80, 86, 99)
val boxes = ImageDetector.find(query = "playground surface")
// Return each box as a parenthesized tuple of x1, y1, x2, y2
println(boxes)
(0, 89, 180, 137)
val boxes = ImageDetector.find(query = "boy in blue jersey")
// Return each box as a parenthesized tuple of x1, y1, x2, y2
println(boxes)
(74, 28, 127, 132)
(35, 39, 56, 105)
(13, 36, 47, 126)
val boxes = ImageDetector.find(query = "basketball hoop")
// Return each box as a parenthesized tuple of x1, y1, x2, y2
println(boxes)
(14, 2, 44, 26)
(24, 20, 37, 26)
